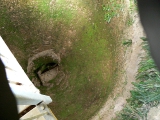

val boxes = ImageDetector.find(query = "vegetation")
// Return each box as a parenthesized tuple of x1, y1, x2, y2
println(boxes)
(129, 0, 138, 14)
(140, 37, 147, 41)
(117, 39, 160, 120)
(122, 39, 132, 46)
(103, 0, 123, 23)
(126, 17, 134, 26)
(0, 0, 124, 120)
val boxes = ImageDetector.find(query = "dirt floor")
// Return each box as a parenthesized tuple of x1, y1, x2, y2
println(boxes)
(90, 2, 146, 120)
(0, 0, 146, 119)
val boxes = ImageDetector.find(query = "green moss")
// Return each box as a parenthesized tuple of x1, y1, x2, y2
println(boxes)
(1, 0, 123, 120)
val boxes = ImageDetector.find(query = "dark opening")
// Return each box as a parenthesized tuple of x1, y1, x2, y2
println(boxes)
(33, 62, 58, 86)
(41, 62, 58, 74)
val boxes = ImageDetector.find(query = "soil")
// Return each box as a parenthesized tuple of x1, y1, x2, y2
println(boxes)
(147, 104, 160, 120)
(1, 0, 146, 119)
(28, 1, 145, 119)
(90, 3, 146, 120)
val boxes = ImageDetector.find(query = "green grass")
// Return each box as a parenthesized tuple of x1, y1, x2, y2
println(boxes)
(126, 17, 134, 26)
(122, 39, 132, 46)
(116, 40, 160, 120)
(125, 0, 137, 27)
(129, 0, 138, 13)
(140, 37, 147, 41)
(103, 0, 123, 23)
(0, 0, 124, 120)
(36, 0, 75, 24)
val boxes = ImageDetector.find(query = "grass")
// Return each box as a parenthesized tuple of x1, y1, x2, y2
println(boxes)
(116, 39, 160, 120)
(129, 0, 138, 14)
(0, 0, 124, 120)
(122, 39, 132, 46)
(103, 0, 123, 23)
(140, 37, 147, 41)
(124, 0, 137, 27)
(126, 17, 134, 26)
(36, 0, 75, 24)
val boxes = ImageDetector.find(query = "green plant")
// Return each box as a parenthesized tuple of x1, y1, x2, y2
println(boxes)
(103, 1, 122, 23)
(126, 18, 134, 26)
(122, 39, 132, 46)
(140, 37, 147, 41)
(117, 40, 160, 120)
(129, 0, 138, 13)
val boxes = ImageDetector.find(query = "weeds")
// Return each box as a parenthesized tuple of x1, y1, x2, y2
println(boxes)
(140, 37, 147, 41)
(117, 40, 160, 120)
(129, 0, 138, 14)
(103, 0, 122, 23)
(125, 0, 137, 27)
(126, 17, 134, 26)
(122, 39, 132, 46)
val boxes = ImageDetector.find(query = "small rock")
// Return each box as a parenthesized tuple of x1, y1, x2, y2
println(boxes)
(147, 105, 160, 120)
(38, 67, 58, 83)
(32, 77, 41, 87)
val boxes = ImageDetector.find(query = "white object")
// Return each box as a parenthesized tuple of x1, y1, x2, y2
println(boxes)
(0, 36, 52, 105)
